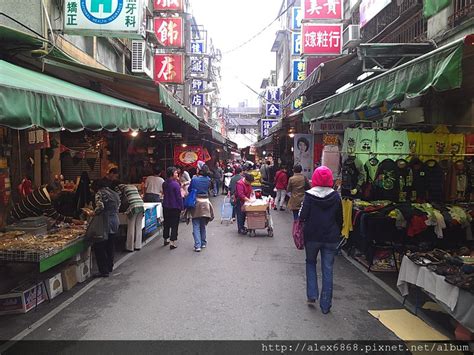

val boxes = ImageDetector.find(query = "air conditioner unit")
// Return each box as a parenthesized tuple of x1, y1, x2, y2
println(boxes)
(343, 25, 361, 49)
(131, 40, 153, 79)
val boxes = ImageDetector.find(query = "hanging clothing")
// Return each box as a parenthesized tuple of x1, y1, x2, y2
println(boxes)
(466, 134, 474, 154)
(439, 159, 455, 202)
(410, 158, 427, 202)
(341, 199, 353, 239)
(424, 160, 444, 202)
(396, 159, 413, 202)
(356, 129, 376, 163)
(342, 128, 359, 155)
(407, 131, 423, 156)
(341, 156, 366, 197)
(375, 130, 410, 162)
(372, 159, 399, 201)
(465, 158, 474, 201)
(362, 157, 380, 199)
(321, 145, 341, 178)
(453, 160, 468, 200)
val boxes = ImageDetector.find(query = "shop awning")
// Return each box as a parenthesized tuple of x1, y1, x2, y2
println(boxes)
(254, 136, 273, 148)
(303, 35, 473, 123)
(0, 60, 163, 132)
(158, 83, 200, 130)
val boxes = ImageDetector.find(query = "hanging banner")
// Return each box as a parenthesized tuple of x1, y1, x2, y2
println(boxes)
(64, 0, 146, 39)
(153, 0, 184, 12)
(303, 0, 343, 20)
(294, 134, 314, 179)
(302, 24, 342, 55)
(174, 145, 203, 167)
(202, 148, 211, 162)
(154, 54, 184, 83)
(154, 17, 184, 47)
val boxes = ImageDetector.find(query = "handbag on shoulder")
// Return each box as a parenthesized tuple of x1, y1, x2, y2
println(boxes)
(292, 219, 304, 250)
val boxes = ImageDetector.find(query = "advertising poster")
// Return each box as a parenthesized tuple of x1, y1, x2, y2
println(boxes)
(174, 146, 210, 167)
(294, 134, 314, 179)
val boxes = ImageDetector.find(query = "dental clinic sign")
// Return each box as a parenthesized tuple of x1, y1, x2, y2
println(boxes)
(64, 0, 146, 39)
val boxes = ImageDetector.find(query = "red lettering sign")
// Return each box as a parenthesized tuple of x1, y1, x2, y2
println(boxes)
(154, 17, 184, 48)
(303, 0, 343, 20)
(154, 0, 184, 12)
(302, 24, 342, 55)
(154, 54, 184, 84)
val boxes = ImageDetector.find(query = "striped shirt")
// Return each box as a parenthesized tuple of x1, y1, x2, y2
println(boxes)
(121, 185, 144, 216)
(9, 187, 72, 223)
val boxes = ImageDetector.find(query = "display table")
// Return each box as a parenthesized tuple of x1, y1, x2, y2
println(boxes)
(397, 256, 474, 332)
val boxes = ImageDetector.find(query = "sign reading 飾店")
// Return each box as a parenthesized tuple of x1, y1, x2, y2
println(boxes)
(154, 17, 184, 47)
(302, 24, 342, 56)
(64, 0, 146, 39)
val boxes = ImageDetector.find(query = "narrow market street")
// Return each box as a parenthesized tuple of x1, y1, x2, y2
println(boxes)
(1, 196, 401, 342)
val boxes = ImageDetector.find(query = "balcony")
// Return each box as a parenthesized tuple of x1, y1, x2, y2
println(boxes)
(449, 0, 474, 27)
(380, 10, 427, 43)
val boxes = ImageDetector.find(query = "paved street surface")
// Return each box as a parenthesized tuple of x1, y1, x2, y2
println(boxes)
(4, 196, 401, 341)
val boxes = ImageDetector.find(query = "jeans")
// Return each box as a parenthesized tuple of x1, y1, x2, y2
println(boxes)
(305, 241, 338, 312)
(235, 200, 246, 232)
(192, 218, 207, 249)
(292, 210, 299, 220)
(275, 189, 286, 209)
(213, 180, 220, 196)
(144, 193, 161, 202)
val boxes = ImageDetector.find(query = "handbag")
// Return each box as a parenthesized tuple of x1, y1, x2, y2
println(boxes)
(292, 219, 305, 250)
(85, 214, 107, 242)
(184, 188, 197, 209)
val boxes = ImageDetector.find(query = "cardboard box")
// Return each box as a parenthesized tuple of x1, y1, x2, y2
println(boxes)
(81, 246, 91, 261)
(44, 273, 63, 300)
(244, 204, 268, 212)
(0, 282, 46, 315)
(75, 257, 91, 283)
(61, 265, 77, 291)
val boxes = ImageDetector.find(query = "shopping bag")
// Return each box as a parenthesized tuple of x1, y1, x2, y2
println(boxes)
(292, 219, 304, 250)
(184, 188, 197, 209)
(85, 214, 107, 242)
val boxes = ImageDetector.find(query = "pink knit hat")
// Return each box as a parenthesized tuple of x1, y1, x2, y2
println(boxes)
(312, 166, 333, 187)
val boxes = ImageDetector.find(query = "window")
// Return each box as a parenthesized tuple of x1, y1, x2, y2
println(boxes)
(240, 128, 247, 134)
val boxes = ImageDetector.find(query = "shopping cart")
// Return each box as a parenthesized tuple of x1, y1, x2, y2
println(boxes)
(244, 199, 273, 237)
(220, 196, 233, 224)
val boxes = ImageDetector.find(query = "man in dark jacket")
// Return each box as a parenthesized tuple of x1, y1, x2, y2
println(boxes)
(299, 166, 342, 314)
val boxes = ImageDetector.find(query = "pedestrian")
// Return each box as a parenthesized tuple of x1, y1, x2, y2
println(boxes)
(235, 172, 254, 235)
(119, 184, 145, 252)
(187, 165, 214, 252)
(143, 166, 164, 202)
(212, 162, 223, 197)
(287, 164, 310, 220)
(274, 165, 289, 211)
(229, 166, 243, 221)
(90, 179, 121, 277)
(223, 164, 233, 194)
(299, 166, 342, 314)
(162, 166, 184, 250)
(178, 167, 191, 197)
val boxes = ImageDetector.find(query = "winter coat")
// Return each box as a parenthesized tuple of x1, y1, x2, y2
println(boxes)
(274, 170, 289, 190)
(299, 187, 343, 243)
(287, 173, 309, 211)
(235, 179, 253, 203)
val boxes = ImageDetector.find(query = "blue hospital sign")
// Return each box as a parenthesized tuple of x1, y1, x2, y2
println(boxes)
(292, 60, 306, 82)
(265, 103, 281, 117)
(291, 7, 302, 30)
(261, 119, 279, 138)
(291, 32, 302, 55)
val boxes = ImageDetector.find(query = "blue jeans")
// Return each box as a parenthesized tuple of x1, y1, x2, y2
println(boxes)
(235, 200, 246, 232)
(305, 241, 338, 312)
(213, 180, 219, 196)
(192, 218, 207, 249)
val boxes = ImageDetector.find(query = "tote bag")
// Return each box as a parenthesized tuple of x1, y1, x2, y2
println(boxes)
(292, 219, 305, 250)
(85, 214, 107, 242)
(184, 188, 197, 209)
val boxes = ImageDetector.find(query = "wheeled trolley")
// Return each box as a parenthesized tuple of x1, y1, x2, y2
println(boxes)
(245, 209, 273, 237)
(220, 196, 233, 224)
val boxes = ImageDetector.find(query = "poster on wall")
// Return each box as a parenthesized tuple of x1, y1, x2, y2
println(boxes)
(294, 134, 314, 179)
(174, 145, 206, 167)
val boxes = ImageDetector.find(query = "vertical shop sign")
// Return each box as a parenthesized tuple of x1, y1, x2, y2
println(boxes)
(265, 87, 281, 102)
(265, 103, 281, 117)
(27, 128, 50, 150)
(190, 40, 205, 54)
(294, 134, 314, 179)
(261, 119, 279, 138)
(154, 54, 184, 83)
(191, 78, 204, 91)
(291, 7, 302, 30)
(190, 57, 205, 74)
(191, 94, 205, 106)
(292, 60, 306, 82)
(291, 33, 302, 56)
(292, 96, 304, 110)
(302, 24, 342, 55)
(153, 0, 184, 12)
(303, 0, 343, 20)
(154, 17, 183, 47)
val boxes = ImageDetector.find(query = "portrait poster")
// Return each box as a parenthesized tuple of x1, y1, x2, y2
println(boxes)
(294, 134, 314, 180)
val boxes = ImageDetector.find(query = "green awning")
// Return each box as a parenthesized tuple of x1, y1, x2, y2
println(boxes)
(0, 60, 163, 132)
(158, 84, 199, 130)
(303, 36, 470, 123)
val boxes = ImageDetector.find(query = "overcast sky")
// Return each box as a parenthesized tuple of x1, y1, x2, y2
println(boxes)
(190, 0, 283, 108)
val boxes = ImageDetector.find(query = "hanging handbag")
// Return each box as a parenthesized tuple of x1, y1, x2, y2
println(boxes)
(85, 214, 107, 242)
(292, 219, 305, 250)
(184, 188, 197, 209)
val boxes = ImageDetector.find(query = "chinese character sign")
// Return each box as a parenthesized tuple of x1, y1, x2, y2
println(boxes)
(191, 79, 204, 91)
(154, 54, 184, 84)
(294, 134, 314, 179)
(265, 87, 281, 102)
(292, 60, 306, 82)
(302, 24, 342, 55)
(64, 0, 145, 39)
(153, 0, 184, 11)
(190, 57, 205, 74)
(154, 17, 183, 47)
(191, 94, 205, 106)
(261, 119, 278, 138)
(265, 103, 281, 117)
(190, 41, 205, 54)
(293, 96, 304, 110)
(292, 33, 302, 55)
(27, 128, 50, 150)
(291, 7, 302, 30)
(303, 0, 343, 20)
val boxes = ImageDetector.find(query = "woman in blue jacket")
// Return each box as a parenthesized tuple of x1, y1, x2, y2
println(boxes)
(299, 166, 342, 314)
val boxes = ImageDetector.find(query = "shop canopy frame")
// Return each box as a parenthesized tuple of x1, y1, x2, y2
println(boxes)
(0, 60, 163, 132)
(303, 35, 474, 123)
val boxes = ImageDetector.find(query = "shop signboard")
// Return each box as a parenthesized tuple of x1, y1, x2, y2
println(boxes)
(191, 78, 205, 91)
(27, 128, 50, 150)
(311, 120, 350, 133)
(154, 17, 184, 47)
(291, 7, 302, 30)
(292, 96, 304, 111)
(153, 0, 184, 12)
(144, 205, 158, 237)
(294, 134, 314, 179)
(190, 57, 206, 74)
(360, 0, 391, 28)
(302, 23, 342, 56)
(265, 87, 281, 102)
(174, 145, 203, 167)
(191, 94, 205, 106)
(291, 32, 302, 56)
(191, 40, 205, 54)
(265, 103, 281, 117)
(154, 54, 184, 84)
(292, 59, 306, 82)
(303, 0, 343, 20)
(261, 119, 279, 138)
(64, 0, 146, 39)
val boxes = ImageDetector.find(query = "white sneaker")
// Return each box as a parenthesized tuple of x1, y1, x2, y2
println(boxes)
(201, 244, 206, 249)
(194, 248, 201, 252)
